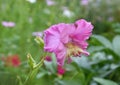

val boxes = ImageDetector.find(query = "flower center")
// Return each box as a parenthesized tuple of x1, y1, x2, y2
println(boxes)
(65, 42, 83, 57)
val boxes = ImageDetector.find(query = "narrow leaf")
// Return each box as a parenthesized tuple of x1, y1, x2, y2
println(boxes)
(94, 77, 118, 85)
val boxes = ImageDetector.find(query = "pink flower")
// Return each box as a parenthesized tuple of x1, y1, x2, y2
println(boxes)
(2, 21, 15, 27)
(44, 19, 94, 66)
(45, 56, 52, 62)
(46, 0, 56, 6)
(57, 65, 65, 75)
(80, 0, 89, 6)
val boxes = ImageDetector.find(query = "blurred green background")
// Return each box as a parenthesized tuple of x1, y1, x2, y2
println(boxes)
(0, 0, 120, 85)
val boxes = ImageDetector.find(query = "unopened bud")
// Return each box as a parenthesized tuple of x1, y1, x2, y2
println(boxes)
(27, 53, 36, 69)
(34, 37, 44, 48)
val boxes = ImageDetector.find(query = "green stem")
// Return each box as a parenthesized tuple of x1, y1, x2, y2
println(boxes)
(23, 56, 45, 85)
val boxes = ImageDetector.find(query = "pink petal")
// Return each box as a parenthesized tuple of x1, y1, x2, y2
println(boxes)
(61, 24, 75, 44)
(45, 56, 52, 62)
(8, 22, 15, 27)
(60, 24, 75, 44)
(2, 21, 9, 27)
(57, 65, 65, 75)
(82, 50, 90, 56)
(55, 43, 66, 66)
(44, 32, 60, 52)
(73, 39, 88, 49)
(44, 25, 61, 52)
(46, 0, 56, 6)
(74, 19, 94, 40)
(2, 21, 15, 27)
(81, 0, 89, 6)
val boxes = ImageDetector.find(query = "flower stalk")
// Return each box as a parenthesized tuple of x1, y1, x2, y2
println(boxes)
(23, 54, 46, 85)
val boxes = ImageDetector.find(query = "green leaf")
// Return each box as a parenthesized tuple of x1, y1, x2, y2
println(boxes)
(36, 71, 47, 79)
(88, 46, 105, 53)
(44, 61, 56, 74)
(51, 53, 57, 69)
(92, 35, 113, 50)
(94, 77, 118, 85)
(57, 80, 82, 85)
(72, 57, 91, 70)
(112, 35, 120, 56)
(57, 71, 85, 85)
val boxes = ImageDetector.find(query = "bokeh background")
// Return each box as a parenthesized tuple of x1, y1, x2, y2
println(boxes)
(0, 0, 120, 85)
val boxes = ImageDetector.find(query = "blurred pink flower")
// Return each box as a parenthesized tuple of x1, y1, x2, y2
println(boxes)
(2, 21, 15, 27)
(44, 19, 94, 66)
(80, 0, 89, 6)
(57, 65, 65, 75)
(46, 0, 56, 6)
(32, 32, 43, 37)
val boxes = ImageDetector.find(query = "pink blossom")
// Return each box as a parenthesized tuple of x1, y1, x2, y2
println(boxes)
(46, 0, 56, 6)
(81, 0, 89, 6)
(44, 19, 94, 66)
(57, 65, 65, 75)
(2, 21, 15, 27)
(45, 56, 52, 62)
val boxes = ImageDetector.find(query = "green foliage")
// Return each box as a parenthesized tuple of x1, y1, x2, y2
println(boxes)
(0, 0, 120, 85)
(92, 35, 113, 50)
(113, 35, 120, 56)
(94, 77, 118, 85)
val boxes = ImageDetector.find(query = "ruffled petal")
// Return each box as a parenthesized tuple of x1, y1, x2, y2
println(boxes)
(74, 19, 94, 41)
(55, 43, 66, 66)
(74, 39, 88, 49)
(58, 23, 75, 44)
(44, 25, 61, 52)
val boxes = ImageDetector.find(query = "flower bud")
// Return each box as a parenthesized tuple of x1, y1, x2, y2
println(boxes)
(34, 37, 44, 48)
(27, 53, 36, 69)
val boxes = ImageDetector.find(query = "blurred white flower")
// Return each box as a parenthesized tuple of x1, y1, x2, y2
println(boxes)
(28, 17, 33, 23)
(27, 0, 36, 3)
(46, 0, 56, 6)
(43, 9, 51, 14)
(107, 55, 113, 60)
(62, 7, 74, 18)
(32, 32, 43, 37)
